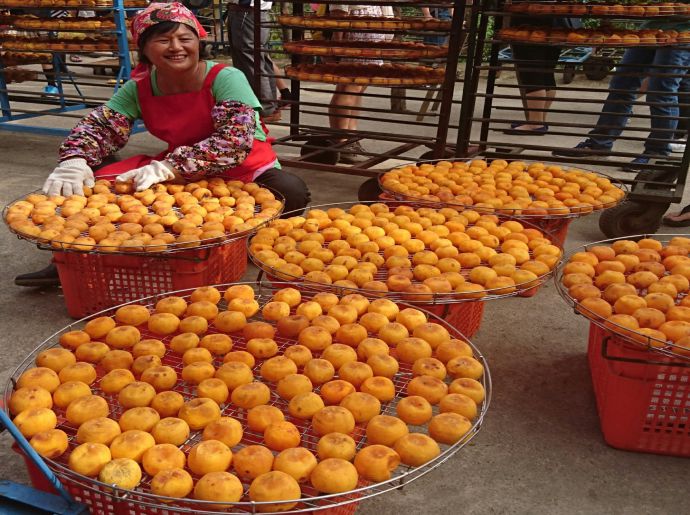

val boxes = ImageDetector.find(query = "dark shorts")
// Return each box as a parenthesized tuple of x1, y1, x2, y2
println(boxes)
(511, 44, 561, 92)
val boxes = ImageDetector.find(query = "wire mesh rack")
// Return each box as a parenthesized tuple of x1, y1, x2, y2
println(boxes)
(3, 181, 285, 257)
(3, 281, 491, 514)
(377, 158, 629, 220)
(554, 233, 690, 363)
(248, 200, 562, 303)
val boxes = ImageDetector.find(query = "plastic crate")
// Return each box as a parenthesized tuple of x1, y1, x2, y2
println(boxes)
(424, 301, 485, 339)
(14, 443, 359, 514)
(587, 323, 690, 457)
(54, 239, 247, 319)
(531, 217, 572, 248)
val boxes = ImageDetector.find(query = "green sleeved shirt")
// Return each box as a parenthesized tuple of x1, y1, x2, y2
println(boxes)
(106, 61, 268, 141)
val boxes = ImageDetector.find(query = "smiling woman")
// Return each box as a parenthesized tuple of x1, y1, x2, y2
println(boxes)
(39, 2, 309, 210)
(14, 2, 310, 288)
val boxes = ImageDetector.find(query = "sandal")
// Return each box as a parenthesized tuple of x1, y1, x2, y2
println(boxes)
(502, 123, 549, 135)
(663, 204, 690, 227)
(69, 55, 82, 63)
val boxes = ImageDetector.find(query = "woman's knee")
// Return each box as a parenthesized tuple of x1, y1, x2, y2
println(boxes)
(256, 169, 311, 215)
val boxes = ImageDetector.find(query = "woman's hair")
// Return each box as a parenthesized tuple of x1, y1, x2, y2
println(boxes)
(137, 21, 203, 65)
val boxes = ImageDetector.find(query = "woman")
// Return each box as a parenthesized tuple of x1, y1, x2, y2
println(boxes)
(505, 16, 580, 135)
(16, 2, 310, 287)
(328, 3, 389, 164)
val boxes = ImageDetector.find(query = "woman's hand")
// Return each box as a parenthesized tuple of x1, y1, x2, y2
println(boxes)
(116, 160, 175, 191)
(43, 158, 95, 197)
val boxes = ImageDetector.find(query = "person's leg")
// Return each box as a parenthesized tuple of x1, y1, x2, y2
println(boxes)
(555, 47, 654, 156)
(509, 45, 558, 132)
(329, 84, 368, 163)
(346, 86, 365, 131)
(254, 168, 311, 215)
(259, 10, 277, 114)
(228, 10, 276, 116)
(519, 88, 555, 127)
(669, 71, 690, 153)
(644, 47, 690, 155)
(228, 10, 251, 81)
(274, 63, 288, 92)
(329, 84, 363, 132)
(676, 71, 690, 138)
(586, 47, 654, 148)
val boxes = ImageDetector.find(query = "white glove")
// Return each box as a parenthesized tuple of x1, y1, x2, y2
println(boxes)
(42, 158, 95, 197)
(115, 160, 175, 192)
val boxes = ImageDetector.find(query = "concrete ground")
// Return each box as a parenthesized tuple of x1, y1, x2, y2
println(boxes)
(1, 70, 689, 515)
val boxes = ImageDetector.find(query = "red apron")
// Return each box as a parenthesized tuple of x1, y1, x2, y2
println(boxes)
(96, 63, 276, 183)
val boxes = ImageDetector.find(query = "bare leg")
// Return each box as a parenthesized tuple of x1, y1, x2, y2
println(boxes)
(329, 84, 368, 163)
(513, 88, 555, 131)
(274, 62, 288, 92)
(329, 84, 365, 138)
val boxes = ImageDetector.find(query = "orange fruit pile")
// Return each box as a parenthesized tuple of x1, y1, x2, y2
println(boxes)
(4, 179, 282, 253)
(380, 160, 625, 216)
(9, 284, 487, 507)
(561, 236, 690, 355)
(249, 203, 562, 299)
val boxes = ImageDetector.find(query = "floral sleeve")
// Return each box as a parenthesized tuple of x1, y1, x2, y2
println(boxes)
(165, 100, 256, 181)
(58, 105, 133, 166)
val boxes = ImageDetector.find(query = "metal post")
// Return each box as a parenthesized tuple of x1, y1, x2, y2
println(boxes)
(114, 0, 132, 87)
(455, 0, 490, 156)
(253, 2, 263, 103)
(432, 0, 467, 157)
(0, 59, 11, 120)
(290, 1, 304, 136)
(53, 53, 67, 109)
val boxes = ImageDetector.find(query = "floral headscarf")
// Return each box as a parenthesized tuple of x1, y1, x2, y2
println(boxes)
(132, 2, 208, 45)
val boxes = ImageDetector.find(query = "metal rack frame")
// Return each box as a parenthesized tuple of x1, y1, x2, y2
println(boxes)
(0, 0, 133, 136)
(252, 0, 468, 177)
(455, 0, 690, 237)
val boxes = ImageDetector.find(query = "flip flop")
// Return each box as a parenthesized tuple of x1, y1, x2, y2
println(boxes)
(663, 204, 690, 227)
(503, 123, 549, 135)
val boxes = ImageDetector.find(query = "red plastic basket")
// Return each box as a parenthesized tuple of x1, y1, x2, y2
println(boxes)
(14, 443, 359, 514)
(587, 323, 690, 457)
(531, 217, 572, 248)
(54, 239, 247, 319)
(423, 301, 485, 339)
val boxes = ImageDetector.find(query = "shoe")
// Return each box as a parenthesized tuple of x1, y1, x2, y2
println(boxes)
(670, 142, 686, 153)
(299, 136, 340, 165)
(15, 264, 60, 287)
(622, 153, 665, 173)
(43, 85, 59, 95)
(278, 88, 293, 109)
(339, 141, 369, 164)
(262, 111, 282, 123)
(552, 140, 610, 158)
(663, 204, 690, 227)
(503, 123, 549, 135)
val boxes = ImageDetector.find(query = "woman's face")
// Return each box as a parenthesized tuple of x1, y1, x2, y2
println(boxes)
(143, 24, 199, 73)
